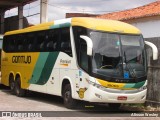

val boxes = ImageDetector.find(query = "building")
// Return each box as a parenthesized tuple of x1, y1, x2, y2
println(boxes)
(97, 1, 160, 39)
(66, 13, 98, 18)
(0, 0, 48, 34)
(66, 1, 160, 39)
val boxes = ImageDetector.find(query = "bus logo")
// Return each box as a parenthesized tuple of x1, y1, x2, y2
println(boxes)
(12, 56, 31, 64)
(77, 88, 87, 99)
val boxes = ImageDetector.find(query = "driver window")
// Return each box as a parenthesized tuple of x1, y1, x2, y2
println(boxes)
(80, 39, 88, 72)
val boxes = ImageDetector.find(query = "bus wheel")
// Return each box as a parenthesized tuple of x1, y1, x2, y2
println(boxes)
(63, 84, 77, 109)
(9, 78, 15, 94)
(108, 103, 121, 110)
(15, 77, 26, 97)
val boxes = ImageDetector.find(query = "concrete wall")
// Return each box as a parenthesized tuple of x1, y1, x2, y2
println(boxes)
(145, 37, 160, 107)
(4, 15, 29, 33)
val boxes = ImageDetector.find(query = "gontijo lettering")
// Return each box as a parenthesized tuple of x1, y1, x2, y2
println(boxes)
(12, 56, 31, 64)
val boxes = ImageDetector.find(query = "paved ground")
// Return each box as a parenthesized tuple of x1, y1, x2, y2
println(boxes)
(0, 85, 159, 120)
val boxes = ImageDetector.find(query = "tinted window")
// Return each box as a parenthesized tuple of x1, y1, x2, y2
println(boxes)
(46, 29, 59, 51)
(60, 27, 72, 57)
(3, 28, 71, 53)
(73, 26, 88, 71)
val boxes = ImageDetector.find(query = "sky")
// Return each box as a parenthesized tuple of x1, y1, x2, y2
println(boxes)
(5, 0, 156, 24)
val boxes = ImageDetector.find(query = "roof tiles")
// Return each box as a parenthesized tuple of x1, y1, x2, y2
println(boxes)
(97, 1, 160, 20)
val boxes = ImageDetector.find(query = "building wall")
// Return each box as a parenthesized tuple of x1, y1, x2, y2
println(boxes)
(145, 37, 160, 106)
(4, 15, 29, 33)
(66, 13, 98, 18)
(125, 16, 160, 38)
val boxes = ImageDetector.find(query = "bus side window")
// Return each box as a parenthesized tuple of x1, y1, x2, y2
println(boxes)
(60, 28, 72, 57)
(27, 33, 36, 52)
(17, 35, 24, 52)
(47, 29, 59, 51)
(3, 36, 9, 52)
(9, 36, 16, 52)
(37, 31, 46, 52)
(23, 34, 28, 52)
(73, 26, 88, 72)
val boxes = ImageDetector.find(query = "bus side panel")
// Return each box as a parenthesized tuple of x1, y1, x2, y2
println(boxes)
(58, 52, 77, 97)
(1, 51, 40, 89)
(28, 52, 59, 93)
(57, 52, 91, 100)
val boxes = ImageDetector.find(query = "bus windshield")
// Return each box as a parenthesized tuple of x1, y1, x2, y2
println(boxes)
(90, 31, 147, 80)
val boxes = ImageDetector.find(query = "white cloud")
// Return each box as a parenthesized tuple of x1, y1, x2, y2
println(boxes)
(47, 0, 156, 19)
(5, 8, 18, 18)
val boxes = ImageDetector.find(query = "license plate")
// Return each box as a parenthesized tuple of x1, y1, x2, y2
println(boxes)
(117, 96, 127, 100)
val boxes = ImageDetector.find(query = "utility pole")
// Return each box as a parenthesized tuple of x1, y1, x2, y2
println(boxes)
(40, 0, 48, 23)
(18, 5, 23, 29)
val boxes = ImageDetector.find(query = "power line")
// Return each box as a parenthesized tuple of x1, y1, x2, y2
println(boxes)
(50, 0, 108, 5)
(25, 12, 40, 18)
(44, 1, 125, 14)
(45, 1, 106, 13)
(3, 3, 40, 18)
(43, 1, 134, 14)
(45, 1, 157, 14)
(23, 3, 40, 10)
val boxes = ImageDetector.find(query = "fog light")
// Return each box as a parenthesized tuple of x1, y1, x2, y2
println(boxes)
(141, 95, 146, 100)
(139, 86, 147, 91)
(95, 93, 102, 99)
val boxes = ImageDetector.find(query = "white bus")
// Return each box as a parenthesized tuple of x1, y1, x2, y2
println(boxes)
(1, 17, 158, 109)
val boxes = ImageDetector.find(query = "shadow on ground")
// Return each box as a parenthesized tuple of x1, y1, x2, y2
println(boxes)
(0, 84, 144, 114)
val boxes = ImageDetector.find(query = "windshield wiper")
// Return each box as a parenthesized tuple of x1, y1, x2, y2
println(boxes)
(123, 52, 137, 81)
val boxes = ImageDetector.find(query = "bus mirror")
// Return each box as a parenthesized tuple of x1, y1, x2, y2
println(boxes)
(145, 41, 158, 60)
(80, 35, 93, 56)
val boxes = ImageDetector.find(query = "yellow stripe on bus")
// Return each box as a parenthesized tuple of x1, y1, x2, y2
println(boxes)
(60, 64, 68, 67)
(97, 79, 127, 89)
(97, 79, 136, 90)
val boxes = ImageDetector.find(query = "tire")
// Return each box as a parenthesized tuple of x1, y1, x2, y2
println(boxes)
(15, 77, 26, 97)
(108, 103, 121, 110)
(9, 77, 15, 94)
(63, 84, 77, 109)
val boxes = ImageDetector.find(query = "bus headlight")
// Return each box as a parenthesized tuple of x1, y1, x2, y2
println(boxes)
(139, 86, 147, 91)
(86, 79, 106, 90)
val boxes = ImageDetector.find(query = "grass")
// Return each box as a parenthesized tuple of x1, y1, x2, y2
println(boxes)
(122, 103, 160, 111)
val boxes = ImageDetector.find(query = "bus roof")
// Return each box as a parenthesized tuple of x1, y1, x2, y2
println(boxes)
(71, 17, 140, 34)
(5, 17, 141, 36)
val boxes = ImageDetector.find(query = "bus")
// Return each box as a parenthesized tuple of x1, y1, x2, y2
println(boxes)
(1, 17, 158, 109)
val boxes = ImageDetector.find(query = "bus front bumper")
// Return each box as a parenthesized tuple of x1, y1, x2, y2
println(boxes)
(84, 85, 147, 103)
